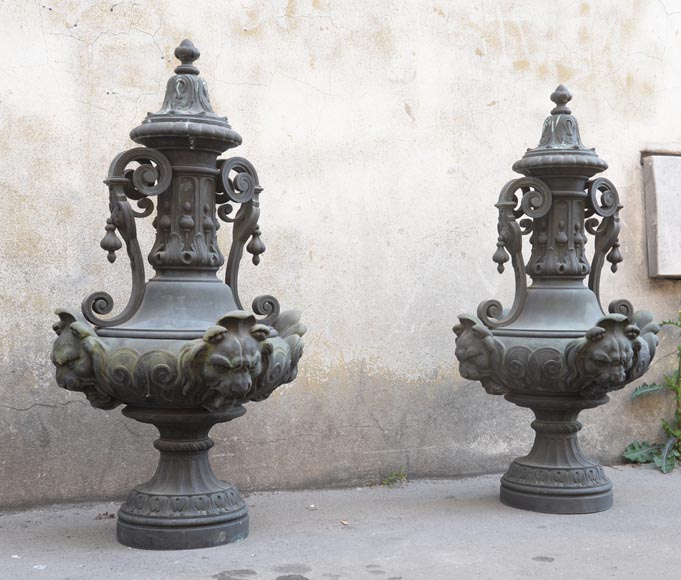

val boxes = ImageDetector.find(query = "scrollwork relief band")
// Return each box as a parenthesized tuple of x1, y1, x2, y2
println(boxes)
(52, 308, 306, 413)
(120, 487, 245, 520)
(454, 310, 658, 398)
(503, 462, 609, 489)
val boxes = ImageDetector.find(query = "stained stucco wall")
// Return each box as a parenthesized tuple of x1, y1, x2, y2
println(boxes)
(1, 0, 681, 508)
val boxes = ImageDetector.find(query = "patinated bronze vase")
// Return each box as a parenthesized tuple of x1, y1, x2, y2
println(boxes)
(454, 85, 659, 514)
(51, 40, 306, 549)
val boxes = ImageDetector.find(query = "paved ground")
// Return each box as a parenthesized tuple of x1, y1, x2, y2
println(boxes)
(1, 465, 679, 580)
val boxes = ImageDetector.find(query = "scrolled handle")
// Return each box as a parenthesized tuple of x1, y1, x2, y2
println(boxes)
(217, 157, 262, 204)
(107, 147, 172, 198)
(588, 178, 620, 218)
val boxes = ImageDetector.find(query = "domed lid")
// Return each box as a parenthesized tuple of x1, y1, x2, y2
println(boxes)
(512, 84, 608, 177)
(130, 40, 242, 153)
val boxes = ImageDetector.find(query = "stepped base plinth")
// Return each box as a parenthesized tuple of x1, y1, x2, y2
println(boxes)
(116, 406, 248, 550)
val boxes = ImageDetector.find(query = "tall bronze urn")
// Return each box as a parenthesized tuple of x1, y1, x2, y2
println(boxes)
(454, 85, 659, 514)
(50, 40, 306, 549)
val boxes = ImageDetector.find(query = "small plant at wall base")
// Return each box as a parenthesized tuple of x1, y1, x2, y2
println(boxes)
(624, 311, 681, 473)
(381, 467, 408, 487)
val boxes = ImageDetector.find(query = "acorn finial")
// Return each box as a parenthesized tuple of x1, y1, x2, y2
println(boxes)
(550, 84, 572, 115)
(174, 39, 200, 75)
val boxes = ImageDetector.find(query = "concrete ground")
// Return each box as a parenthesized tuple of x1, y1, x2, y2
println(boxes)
(1, 465, 678, 580)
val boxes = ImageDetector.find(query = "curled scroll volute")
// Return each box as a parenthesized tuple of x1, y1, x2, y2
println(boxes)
(477, 177, 552, 329)
(81, 148, 172, 328)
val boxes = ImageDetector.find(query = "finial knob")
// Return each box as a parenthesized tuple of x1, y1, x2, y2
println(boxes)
(550, 84, 572, 115)
(174, 39, 200, 75)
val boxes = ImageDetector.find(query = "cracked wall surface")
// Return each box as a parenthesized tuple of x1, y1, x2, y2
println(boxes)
(1, 0, 681, 507)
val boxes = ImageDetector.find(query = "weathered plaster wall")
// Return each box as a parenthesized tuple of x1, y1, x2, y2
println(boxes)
(1, 0, 681, 508)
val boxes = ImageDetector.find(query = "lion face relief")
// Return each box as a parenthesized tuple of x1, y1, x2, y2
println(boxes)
(193, 312, 264, 412)
(565, 314, 638, 397)
(51, 310, 117, 410)
(52, 310, 96, 392)
(453, 314, 506, 395)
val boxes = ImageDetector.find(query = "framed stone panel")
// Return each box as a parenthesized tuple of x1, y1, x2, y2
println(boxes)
(642, 151, 681, 278)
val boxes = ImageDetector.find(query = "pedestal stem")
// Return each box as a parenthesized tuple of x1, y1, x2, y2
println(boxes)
(117, 406, 248, 550)
(500, 395, 612, 514)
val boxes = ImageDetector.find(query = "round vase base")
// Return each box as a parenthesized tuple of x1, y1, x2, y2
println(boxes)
(500, 483, 613, 514)
(117, 512, 249, 550)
